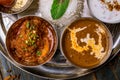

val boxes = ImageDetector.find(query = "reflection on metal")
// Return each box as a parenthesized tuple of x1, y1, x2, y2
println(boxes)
(0, 13, 7, 35)
(113, 35, 120, 49)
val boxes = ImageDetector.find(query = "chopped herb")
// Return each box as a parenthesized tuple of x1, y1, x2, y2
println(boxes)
(32, 34, 39, 40)
(25, 22, 39, 47)
(22, 47, 27, 51)
(36, 50, 41, 56)
(25, 38, 36, 46)
(26, 21, 30, 28)
(30, 25, 35, 30)
(31, 40, 35, 45)
(33, 44, 37, 48)
(29, 38, 34, 45)
(28, 32, 32, 36)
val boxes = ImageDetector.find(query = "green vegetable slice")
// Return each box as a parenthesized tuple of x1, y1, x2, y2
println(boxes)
(26, 21, 30, 28)
(51, 0, 70, 20)
(36, 50, 41, 56)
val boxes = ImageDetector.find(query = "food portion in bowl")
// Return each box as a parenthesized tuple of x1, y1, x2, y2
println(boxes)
(0, 0, 15, 7)
(61, 18, 112, 68)
(40, 0, 83, 26)
(6, 16, 57, 66)
(0, 0, 33, 14)
(88, 0, 120, 23)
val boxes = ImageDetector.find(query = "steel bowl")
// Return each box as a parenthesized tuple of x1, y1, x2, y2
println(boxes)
(5, 16, 58, 67)
(0, 0, 33, 14)
(60, 17, 113, 69)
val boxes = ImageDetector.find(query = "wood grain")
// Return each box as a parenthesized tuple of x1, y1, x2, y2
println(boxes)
(0, 52, 120, 80)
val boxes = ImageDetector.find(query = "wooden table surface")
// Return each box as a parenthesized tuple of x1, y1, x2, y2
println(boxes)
(0, 52, 120, 80)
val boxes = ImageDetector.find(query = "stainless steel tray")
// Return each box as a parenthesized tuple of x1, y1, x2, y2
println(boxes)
(0, 0, 120, 79)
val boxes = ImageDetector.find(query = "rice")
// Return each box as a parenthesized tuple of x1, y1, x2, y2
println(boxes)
(12, 0, 28, 11)
(39, 0, 84, 27)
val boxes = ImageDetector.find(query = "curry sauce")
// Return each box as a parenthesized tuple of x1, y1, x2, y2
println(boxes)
(6, 16, 57, 66)
(62, 18, 111, 68)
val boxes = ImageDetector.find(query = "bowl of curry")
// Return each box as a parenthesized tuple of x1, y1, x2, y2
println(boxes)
(6, 16, 58, 67)
(60, 18, 113, 69)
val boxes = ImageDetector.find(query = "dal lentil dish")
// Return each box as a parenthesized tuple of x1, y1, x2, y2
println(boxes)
(61, 18, 112, 68)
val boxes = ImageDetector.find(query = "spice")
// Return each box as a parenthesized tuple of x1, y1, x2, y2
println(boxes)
(100, 0, 120, 11)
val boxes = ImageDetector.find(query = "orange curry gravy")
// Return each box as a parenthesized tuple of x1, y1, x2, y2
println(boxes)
(62, 18, 110, 68)
(6, 16, 57, 66)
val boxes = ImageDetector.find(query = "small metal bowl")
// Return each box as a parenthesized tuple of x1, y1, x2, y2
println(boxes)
(0, 0, 33, 14)
(60, 17, 113, 69)
(5, 16, 58, 67)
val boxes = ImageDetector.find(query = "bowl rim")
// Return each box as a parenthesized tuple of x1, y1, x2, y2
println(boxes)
(87, 0, 120, 24)
(5, 15, 58, 68)
(60, 17, 113, 69)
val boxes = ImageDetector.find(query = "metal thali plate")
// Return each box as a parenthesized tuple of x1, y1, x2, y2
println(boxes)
(0, 0, 120, 79)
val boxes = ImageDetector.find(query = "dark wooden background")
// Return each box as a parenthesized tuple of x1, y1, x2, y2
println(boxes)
(0, 52, 120, 80)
